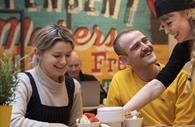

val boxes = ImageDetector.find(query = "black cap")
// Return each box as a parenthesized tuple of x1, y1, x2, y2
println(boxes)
(154, 0, 195, 17)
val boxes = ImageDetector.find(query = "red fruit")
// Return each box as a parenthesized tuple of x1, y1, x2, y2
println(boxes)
(84, 113, 96, 118)
(89, 116, 99, 122)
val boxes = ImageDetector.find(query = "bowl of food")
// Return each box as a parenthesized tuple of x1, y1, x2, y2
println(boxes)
(77, 113, 100, 127)
(123, 110, 143, 127)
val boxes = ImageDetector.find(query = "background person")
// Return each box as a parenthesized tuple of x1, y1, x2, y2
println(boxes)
(11, 24, 83, 127)
(66, 51, 107, 104)
(123, 0, 195, 111)
(107, 28, 195, 126)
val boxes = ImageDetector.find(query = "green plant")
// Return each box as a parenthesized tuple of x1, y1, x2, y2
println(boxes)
(0, 53, 19, 105)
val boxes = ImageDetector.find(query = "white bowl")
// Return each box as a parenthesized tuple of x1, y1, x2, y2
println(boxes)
(97, 106, 124, 123)
(123, 118, 143, 127)
(77, 122, 100, 127)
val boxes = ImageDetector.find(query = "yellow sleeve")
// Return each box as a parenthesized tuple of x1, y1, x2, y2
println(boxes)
(105, 76, 123, 107)
(173, 72, 195, 125)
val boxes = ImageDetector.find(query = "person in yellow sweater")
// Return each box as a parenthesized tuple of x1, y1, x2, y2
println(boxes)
(106, 28, 195, 126)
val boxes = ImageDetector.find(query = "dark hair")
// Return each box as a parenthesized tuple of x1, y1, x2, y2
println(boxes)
(154, 0, 195, 17)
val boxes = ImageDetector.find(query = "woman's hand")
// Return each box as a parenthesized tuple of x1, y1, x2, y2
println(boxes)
(124, 110, 142, 119)
(124, 110, 131, 119)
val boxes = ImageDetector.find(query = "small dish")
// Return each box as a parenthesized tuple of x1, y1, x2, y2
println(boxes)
(123, 118, 143, 127)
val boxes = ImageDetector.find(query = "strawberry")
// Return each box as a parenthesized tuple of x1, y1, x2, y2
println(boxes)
(89, 116, 99, 122)
(84, 113, 96, 118)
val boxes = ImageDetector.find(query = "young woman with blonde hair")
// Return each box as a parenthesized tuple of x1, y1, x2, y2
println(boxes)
(11, 24, 83, 127)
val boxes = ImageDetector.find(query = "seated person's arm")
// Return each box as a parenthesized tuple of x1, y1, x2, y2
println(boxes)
(11, 73, 70, 127)
(11, 73, 50, 127)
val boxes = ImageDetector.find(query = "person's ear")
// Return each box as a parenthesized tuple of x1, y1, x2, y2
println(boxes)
(34, 48, 42, 60)
(184, 9, 193, 19)
(119, 55, 128, 65)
